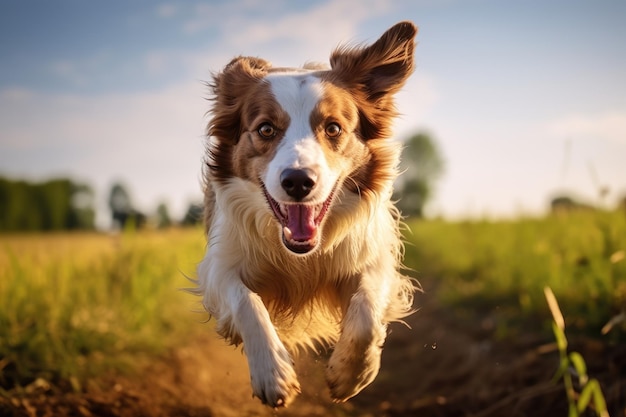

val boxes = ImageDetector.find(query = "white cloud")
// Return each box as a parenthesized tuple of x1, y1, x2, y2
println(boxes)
(547, 110, 626, 144)
(180, 0, 391, 57)
(141, 48, 209, 79)
(226, 0, 389, 49)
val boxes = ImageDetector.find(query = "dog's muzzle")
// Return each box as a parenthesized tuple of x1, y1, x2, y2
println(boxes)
(261, 179, 336, 254)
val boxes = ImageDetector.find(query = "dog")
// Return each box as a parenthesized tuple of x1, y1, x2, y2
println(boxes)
(195, 21, 418, 407)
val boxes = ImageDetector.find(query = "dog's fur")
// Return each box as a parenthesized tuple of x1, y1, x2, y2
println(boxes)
(195, 21, 418, 407)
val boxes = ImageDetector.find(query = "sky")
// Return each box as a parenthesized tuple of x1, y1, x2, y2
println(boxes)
(1, 0, 625, 225)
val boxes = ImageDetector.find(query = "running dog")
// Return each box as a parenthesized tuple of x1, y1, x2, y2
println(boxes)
(196, 21, 418, 407)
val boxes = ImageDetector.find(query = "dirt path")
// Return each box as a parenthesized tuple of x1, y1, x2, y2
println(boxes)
(2, 288, 624, 416)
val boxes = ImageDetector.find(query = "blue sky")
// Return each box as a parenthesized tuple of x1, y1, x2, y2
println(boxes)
(1, 0, 625, 224)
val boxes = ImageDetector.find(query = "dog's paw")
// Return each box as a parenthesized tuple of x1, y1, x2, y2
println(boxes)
(325, 341, 382, 402)
(249, 346, 301, 408)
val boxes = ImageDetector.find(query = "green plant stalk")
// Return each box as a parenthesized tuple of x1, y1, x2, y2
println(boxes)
(545, 286, 610, 417)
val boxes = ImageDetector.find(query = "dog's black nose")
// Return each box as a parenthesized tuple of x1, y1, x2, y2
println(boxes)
(280, 168, 317, 201)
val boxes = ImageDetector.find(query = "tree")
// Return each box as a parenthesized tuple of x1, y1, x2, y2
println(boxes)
(108, 182, 145, 230)
(108, 182, 132, 229)
(155, 202, 172, 229)
(394, 131, 444, 218)
(181, 202, 203, 227)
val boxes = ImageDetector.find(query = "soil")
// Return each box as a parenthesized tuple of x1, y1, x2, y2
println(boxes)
(1, 281, 625, 417)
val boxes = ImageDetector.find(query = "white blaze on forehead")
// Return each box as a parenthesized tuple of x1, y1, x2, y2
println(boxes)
(264, 72, 338, 202)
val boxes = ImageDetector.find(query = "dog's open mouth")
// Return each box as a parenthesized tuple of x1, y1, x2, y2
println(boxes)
(262, 184, 335, 254)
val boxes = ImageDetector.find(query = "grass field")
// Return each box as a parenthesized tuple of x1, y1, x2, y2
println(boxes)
(404, 209, 626, 340)
(0, 228, 207, 389)
(1, 210, 624, 415)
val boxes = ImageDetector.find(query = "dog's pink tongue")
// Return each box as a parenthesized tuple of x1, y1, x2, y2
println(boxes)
(284, 204, 317, 241)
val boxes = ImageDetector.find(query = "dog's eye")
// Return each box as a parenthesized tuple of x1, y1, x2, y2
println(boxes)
(325, 122, 342, 138)
(257, 123, 277, 139)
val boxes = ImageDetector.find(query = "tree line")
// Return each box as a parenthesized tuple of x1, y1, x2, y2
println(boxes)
(0, 177, 95, 232)
(0, 177, 203, 232)
(106, 182, 203, 230)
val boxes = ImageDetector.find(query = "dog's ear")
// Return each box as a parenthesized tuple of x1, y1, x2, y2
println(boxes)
(330, 21, 417, 140)
(220, 56, 271, 81)
(208, 56, 272, 143)
(206, 57, 271, 182)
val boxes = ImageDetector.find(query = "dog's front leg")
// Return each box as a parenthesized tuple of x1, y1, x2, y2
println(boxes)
(223, 283, 301, 407)
(326, 264, 391, 402)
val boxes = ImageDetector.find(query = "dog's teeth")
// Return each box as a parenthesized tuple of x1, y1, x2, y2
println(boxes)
(280, 205, 288, 218)
(283, 227, 293, 241)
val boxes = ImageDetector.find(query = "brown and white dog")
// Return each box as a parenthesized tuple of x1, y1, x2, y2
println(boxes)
(196, 21, 418, 407)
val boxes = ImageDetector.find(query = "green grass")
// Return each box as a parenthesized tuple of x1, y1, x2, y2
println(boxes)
(0, 228, 207, 389)
(404, 209, 626, 339)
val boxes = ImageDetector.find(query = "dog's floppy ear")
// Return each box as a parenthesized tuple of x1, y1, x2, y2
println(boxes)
(208, 56, 272, 143)
(220, 56, 271, 81)
(206, 57, 271, 182)
(330, 21, 417, 140)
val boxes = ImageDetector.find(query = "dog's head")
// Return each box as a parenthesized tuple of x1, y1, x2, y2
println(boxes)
(207, 21, 416, 255)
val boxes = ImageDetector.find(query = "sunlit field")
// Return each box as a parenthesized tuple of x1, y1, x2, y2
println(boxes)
(1, 211, 624, 415)
(0, 228, 206, 388)
(404, 209, 626, 340)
